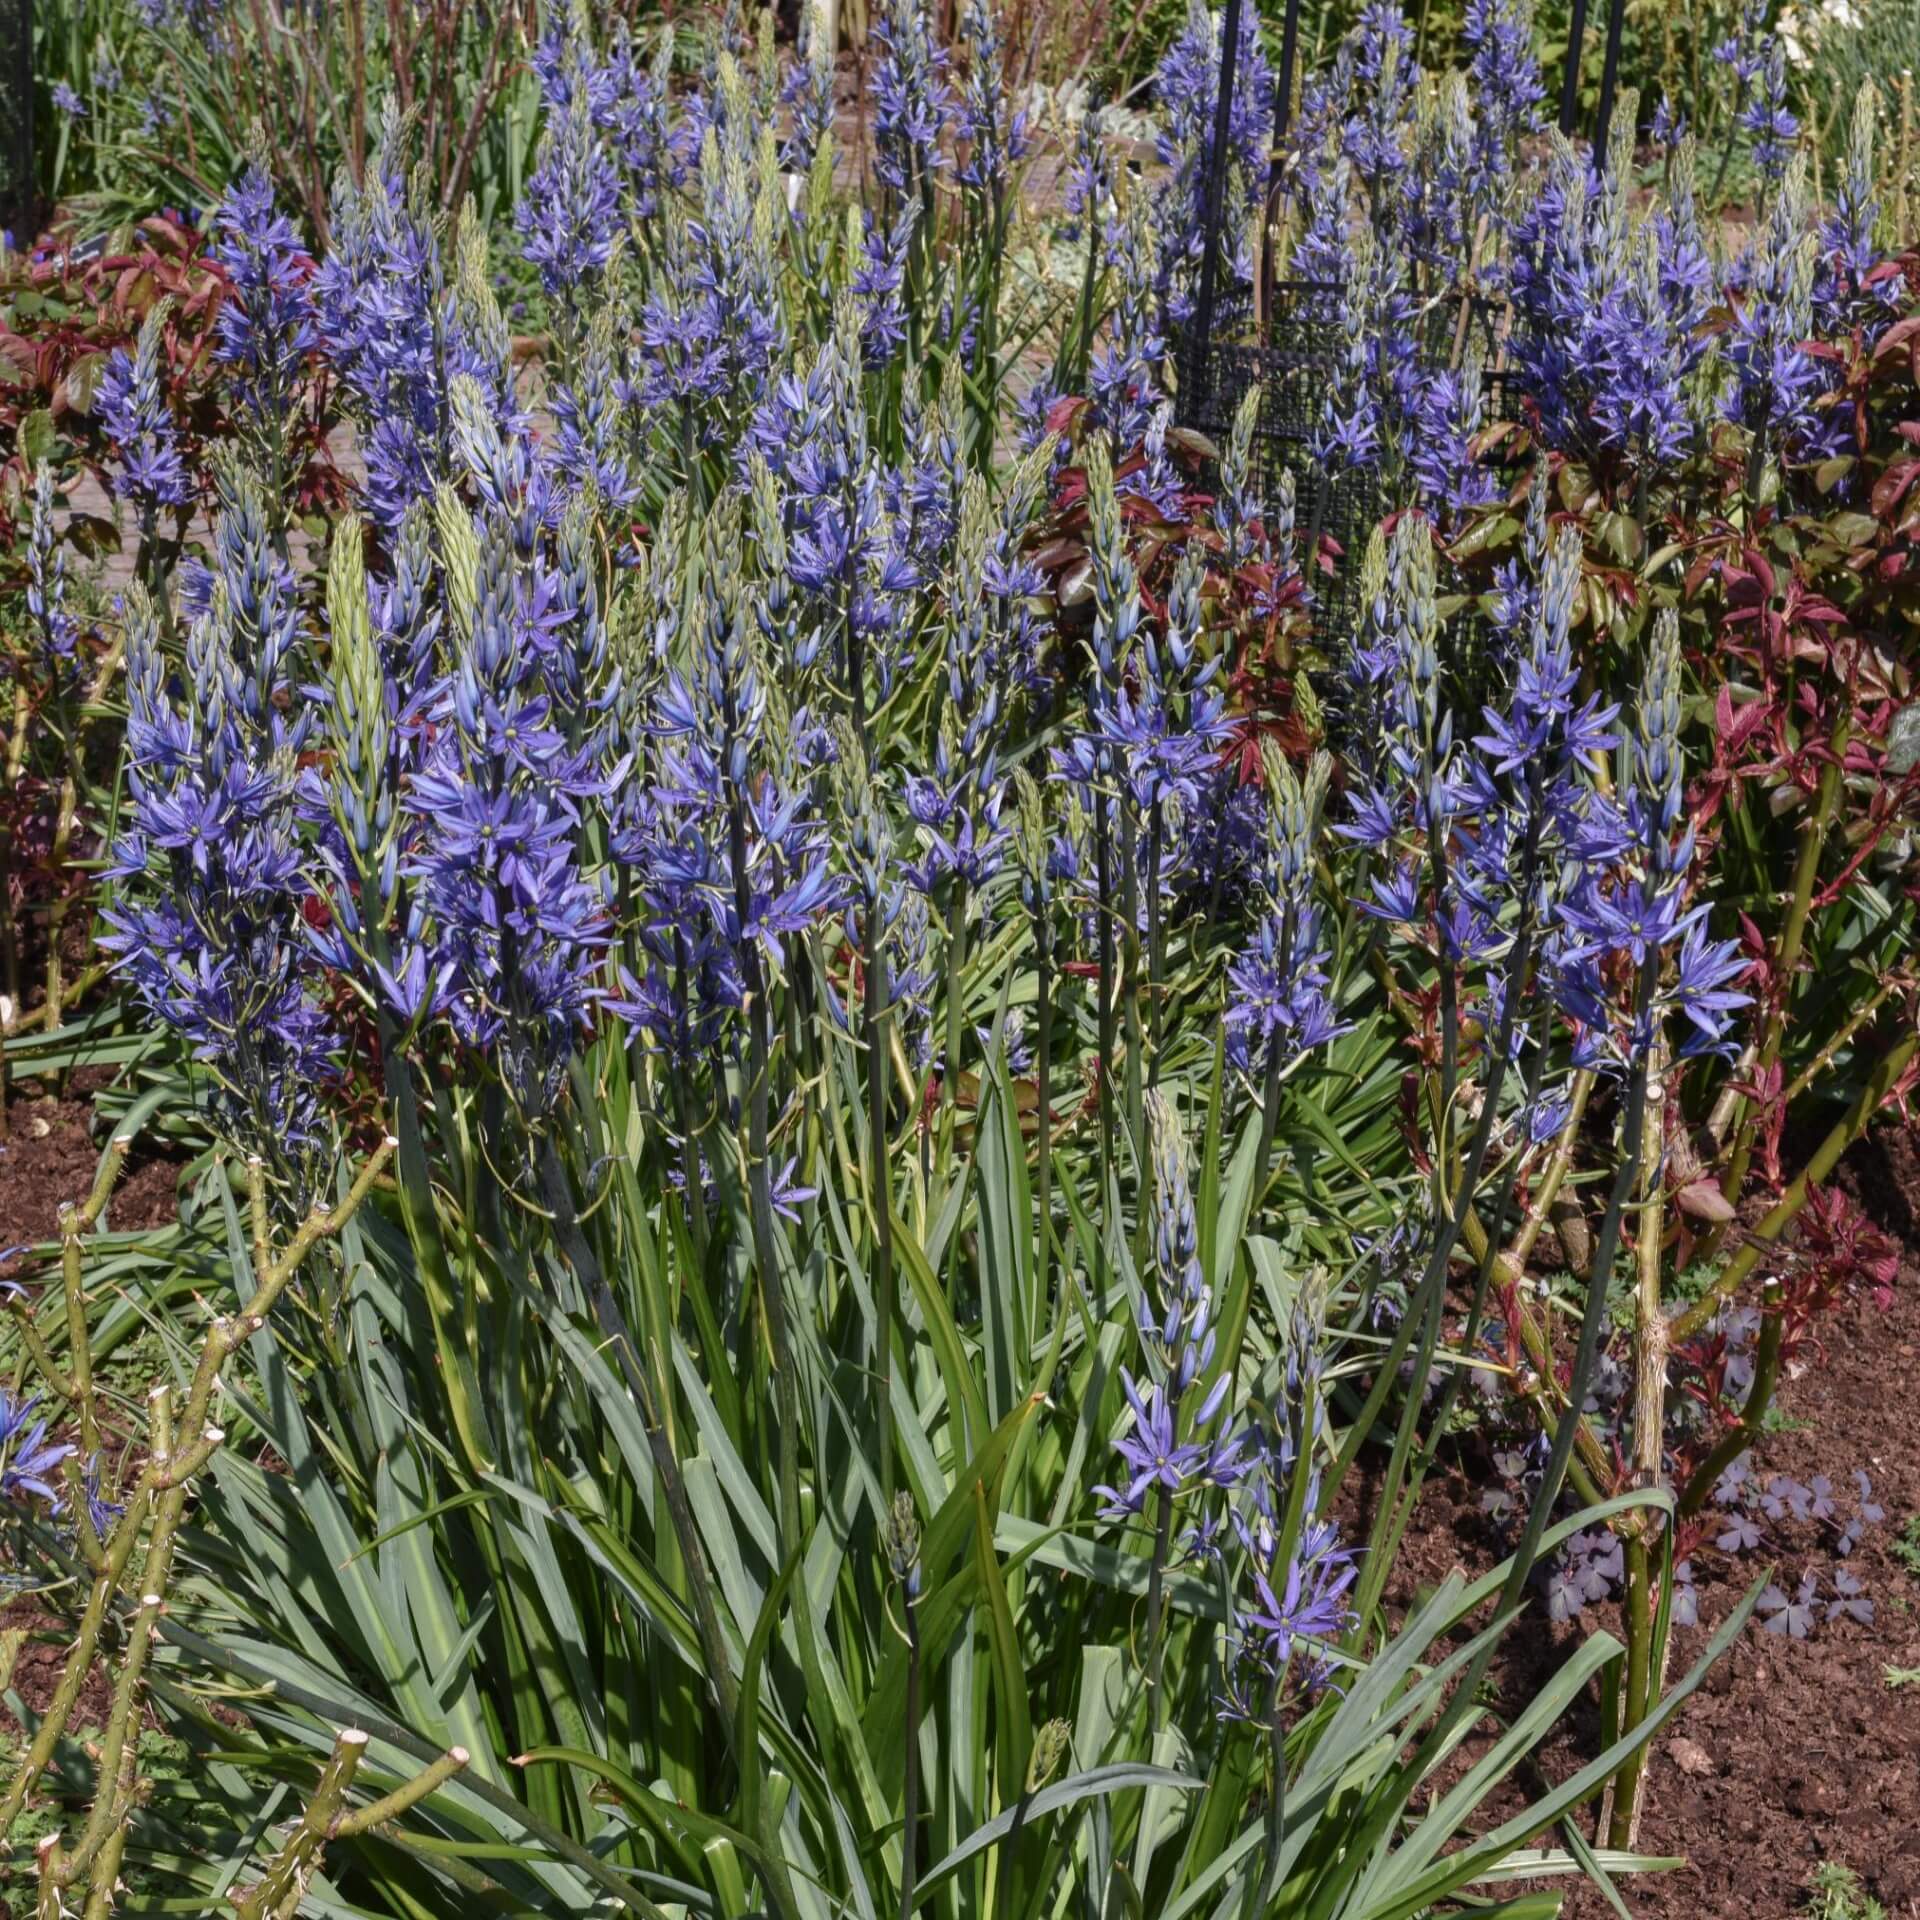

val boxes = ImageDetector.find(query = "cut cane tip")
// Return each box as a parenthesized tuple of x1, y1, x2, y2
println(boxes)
(340, 1727, 370, 1747)
(449, 1746, 470, 1766)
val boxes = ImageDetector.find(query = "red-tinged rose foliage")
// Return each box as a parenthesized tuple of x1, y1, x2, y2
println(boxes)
(0, 214, 346, 556)
(1034, 399, 1317, 793)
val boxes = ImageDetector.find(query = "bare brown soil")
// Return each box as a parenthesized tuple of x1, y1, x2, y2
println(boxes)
(1366, 1121, 1920, 1918)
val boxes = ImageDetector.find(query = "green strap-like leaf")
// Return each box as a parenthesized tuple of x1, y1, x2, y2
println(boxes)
(911, 1765, 1203, 1909)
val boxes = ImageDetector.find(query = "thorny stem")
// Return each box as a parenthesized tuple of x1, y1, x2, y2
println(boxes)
(230, 1732, 470, 1920)
(1389, 1038, 1554, 1547)
(41, 1138, 130, 1456)
(0, 696, 27, 1139)
(1708, 734, 1849, 1246)
(232, 1729, 370, 1920)
(1521, 956, 1659, 1549)
(42, 753, 80, 1041)
(1670, 1022, 1920, 1344)
(1462, 1204, 1621, 1494)
(1392, 957, 1662, 1795)
(1506, 1067, 1595, 1270)
(333, 1744, 471, 1837)
(1, 1139, 391, 1835)
(78, 1729, 140, 1920)
(1608, 1030, 1670, 1846)
(1361, 1047, 1548, 1625)
(1775, 981, 1894, 1113)
(1324, 928, 1537, 1504)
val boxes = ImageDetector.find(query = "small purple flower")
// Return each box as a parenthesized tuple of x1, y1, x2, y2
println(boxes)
(97, 307, 192, 511)
(870, 0, 956, 197)
(768, 1156, 817, 1223)
(25, 466, 83, 684)
(1094, 1371, 1209, 1518)
(518, 85, 622, 300)
(1737, 38, 1798, 184)
(1547, 1527, 1623, 1620)
(210, 166, 315, 434)
(0, 1391, 77, 1505)
(953, 0, 1030, 195)
(82, 1455, 125, 1540)
(1152, 0, 1273, 332)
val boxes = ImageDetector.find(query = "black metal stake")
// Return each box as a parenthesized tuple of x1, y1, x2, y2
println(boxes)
(1557, 0, 1590, 137)
(1185, 0, 1245, 420)
(1260, 0, 1304, 321)
(1592, 0, 1628, 161)
(0, 0, 33, 243)
(1273, 0, 1302, 147)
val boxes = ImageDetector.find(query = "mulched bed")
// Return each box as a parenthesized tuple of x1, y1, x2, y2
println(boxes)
(0, 1080, 182, 1250)
(1370, 1121, 1920, 1917)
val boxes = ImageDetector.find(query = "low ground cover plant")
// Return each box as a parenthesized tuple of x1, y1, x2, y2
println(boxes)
(0, 0, 1916, 1915)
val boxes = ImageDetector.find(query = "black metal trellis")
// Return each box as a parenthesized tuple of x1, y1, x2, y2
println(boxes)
(1558, 0, 1591, 135)
(1186, 297, 1357, 647)
(1178, 0, 1525, 651)
(1562, 0, 1633, 156)
(1183, 0, 1247, 411)
(1591, 0, 1630, 160)
(0, 0, 31, 245)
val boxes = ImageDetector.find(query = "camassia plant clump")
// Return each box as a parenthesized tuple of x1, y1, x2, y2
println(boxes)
(0, 0, 1917, 1912)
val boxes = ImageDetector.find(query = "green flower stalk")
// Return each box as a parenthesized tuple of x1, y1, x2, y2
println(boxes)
(710, 509, 806, 1557)
(838, 733, 899, 1493)
(1081, 436, 1145, 1225)
(883, 1491, 925, 1920)
(1014, 767, 1055, 1303)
